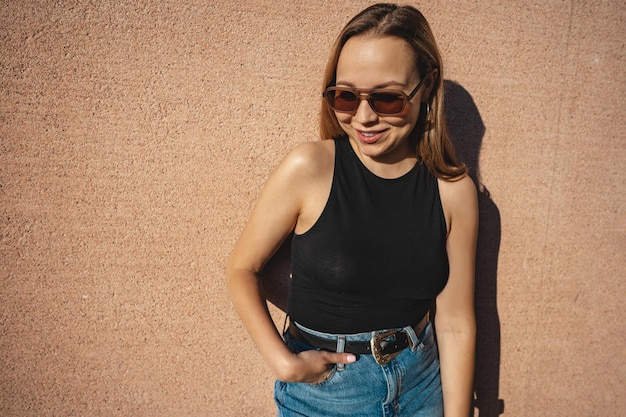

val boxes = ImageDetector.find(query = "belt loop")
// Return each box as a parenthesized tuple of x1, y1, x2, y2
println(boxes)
(404, 325, 419, 351)
(336, 335, 346, 371)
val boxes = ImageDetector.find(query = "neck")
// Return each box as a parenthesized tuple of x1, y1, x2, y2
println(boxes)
(347, 138, 417, 179)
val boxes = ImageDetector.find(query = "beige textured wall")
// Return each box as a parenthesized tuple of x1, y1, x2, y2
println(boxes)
(1, 1, 624, 416)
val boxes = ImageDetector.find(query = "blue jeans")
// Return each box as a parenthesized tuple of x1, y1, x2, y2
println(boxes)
(274, 322, 443, 416)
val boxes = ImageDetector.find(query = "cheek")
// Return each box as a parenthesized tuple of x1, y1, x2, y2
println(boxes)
(386, 106, 421, 131)
(333, 106, 420, 130)
(335, 113, 354, 133)
(383, 116, 414, 128)
(335, 112, 352, 125)
(396, 103, 422, 126)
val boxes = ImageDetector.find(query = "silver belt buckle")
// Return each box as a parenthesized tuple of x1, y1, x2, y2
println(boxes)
(370, 329, 402, 365)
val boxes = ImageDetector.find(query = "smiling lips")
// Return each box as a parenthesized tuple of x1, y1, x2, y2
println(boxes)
(357, 129, 387, 143)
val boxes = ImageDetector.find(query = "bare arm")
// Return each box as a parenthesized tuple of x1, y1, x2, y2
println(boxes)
(226, 142, 355, 383)
(436, 175, 478, 416)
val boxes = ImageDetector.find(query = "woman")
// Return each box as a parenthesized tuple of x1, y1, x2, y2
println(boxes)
(227, 4, 477, 416)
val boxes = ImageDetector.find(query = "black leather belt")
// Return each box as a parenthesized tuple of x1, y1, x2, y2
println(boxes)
(288, 313, 429, 365)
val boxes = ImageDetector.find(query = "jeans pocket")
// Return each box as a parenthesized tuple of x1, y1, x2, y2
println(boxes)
(308, 365, 337, 386)
(283, 332, 339, 386)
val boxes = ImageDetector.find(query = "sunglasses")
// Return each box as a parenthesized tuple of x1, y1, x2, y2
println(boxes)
(323, 76, 428, 116)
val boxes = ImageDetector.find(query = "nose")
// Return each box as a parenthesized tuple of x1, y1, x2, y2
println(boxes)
(353, 97, 378, 124)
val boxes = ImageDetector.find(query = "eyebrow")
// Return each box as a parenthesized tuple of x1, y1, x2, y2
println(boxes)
(335, 80, 408, 89)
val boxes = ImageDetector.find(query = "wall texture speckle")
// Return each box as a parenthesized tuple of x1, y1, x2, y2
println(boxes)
(1, 1, 624, 416)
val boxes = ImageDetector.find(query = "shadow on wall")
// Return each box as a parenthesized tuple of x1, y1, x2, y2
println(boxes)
(445, 80, 505, 417)
(260, 80, 504, 417)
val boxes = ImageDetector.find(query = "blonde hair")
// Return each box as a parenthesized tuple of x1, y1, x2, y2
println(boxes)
(320, 3, 466, 179)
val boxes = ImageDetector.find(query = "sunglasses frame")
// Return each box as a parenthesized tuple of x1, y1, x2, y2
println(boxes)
(323, 75, 429, 116)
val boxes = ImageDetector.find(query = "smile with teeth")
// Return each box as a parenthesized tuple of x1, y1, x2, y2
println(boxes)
(360, 129, 386, 135)
(357, 129, 386, 142)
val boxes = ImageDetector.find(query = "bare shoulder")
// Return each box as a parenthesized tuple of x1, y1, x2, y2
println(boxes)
(437, 175, 478, 232)
(279, 140, 334, 178)
(438, 175, 477, 206)
(263, 140, 334, 203)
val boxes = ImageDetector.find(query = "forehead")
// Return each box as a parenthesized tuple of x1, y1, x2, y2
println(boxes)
(336, 35, 417, 86)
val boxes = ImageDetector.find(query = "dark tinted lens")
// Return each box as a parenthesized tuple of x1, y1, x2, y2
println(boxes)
(329, 89, 359, 111)
(370, 92, 405, 114)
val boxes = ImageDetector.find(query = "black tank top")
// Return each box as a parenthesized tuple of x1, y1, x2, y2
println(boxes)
(289, 137, 449, 334)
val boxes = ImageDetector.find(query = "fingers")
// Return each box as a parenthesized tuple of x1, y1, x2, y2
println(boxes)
(287, 350, 358, 383)
(312, 369, 332, 385)
(322, 351, 357, 365)
(313, 352, 356, 384)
